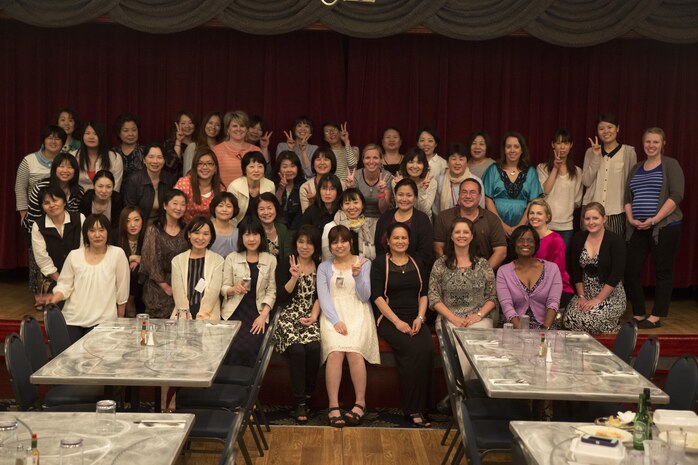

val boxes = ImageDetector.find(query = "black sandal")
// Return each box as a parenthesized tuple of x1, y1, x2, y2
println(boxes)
(344, 403, 365, 426)
(291, 403, 309, 424)
(409, 413, 431, 428)
(328, 406, 345, 428)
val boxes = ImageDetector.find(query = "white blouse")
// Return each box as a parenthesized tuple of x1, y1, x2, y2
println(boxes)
(54, 246, 130, 327)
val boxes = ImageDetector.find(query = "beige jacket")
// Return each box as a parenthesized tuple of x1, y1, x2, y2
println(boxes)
(220, 251, 277, 321)
(171, 249, 224, 320)
(227, 177, 275, 224)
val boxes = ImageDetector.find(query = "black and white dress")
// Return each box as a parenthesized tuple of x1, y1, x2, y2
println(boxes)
(563, 250, 626, 334)
(273, 274, 320, 353)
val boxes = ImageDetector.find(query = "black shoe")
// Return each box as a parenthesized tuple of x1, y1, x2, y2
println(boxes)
(637, 319, 661, 329)
(291, 403, 309, 424)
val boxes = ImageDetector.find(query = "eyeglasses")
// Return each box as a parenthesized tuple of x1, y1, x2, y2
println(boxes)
(323, 129, 339, 135)
(197, 162, 215, 167)
(46, 136, 62, 141)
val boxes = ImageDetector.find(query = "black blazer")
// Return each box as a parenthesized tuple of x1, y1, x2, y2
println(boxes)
(569, 230, 626, 287)
(122, 170, 176, 221)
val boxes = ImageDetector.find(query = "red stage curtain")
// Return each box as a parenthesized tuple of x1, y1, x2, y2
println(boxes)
(1, 21, 697, 286)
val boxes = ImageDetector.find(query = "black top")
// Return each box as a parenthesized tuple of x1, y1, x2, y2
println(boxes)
(370, 254, 427, 321)
(298, 204, 334, 231)
(78, 189, 124, 231)
(569, 230, 626, 287)
(37, 211, 82, 274)
(121, 170, 176, 221)
(275, 255, 317, 307)
(374, 208, 434, 276)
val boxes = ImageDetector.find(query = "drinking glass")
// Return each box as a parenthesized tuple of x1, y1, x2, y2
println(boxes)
(176, 308, 192, 338)
(553, 331, 566, 353)
(59, 437, 84, 465)
(136, 313, 149, 331)
(502, 323, 514, 347)
(570, 347, 585, 373)
(623, 450, 644, 465)
(644, 439, 668, 465)
(0, 420, 17, 464)
(519, 315, 530, 332)
(96, 399, 117, 433)
(667, 429, 686, 463)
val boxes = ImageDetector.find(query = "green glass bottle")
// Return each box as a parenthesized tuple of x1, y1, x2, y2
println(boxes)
(632, 388, 651, 450)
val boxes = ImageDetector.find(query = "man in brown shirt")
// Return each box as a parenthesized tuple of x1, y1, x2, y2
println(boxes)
(433, 178, 507, 270)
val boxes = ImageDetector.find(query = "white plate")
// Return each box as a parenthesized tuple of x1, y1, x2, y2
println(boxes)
(658, 431, 698, 453)
(576, 425, 633, 443)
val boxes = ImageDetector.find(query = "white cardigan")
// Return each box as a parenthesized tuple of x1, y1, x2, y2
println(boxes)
(171, 249, 224, 320)
(227, 177, 275, 224)
(220, 251, 277, 321)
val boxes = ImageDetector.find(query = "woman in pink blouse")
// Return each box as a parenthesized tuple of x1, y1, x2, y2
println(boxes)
(213, 110, 261, 187)
(174, 149, 224, 223)
(528, 198, 574, 308)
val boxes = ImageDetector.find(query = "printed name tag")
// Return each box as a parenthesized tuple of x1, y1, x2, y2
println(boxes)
(194, 278, 207, 293)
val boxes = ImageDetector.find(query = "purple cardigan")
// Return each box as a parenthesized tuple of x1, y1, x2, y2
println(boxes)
(496, 260, 562, 325)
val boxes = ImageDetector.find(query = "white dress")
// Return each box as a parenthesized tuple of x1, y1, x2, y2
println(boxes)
(319, 263, 380, 364)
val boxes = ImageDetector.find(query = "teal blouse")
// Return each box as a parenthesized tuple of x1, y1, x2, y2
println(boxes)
(483, 164, 542, 227)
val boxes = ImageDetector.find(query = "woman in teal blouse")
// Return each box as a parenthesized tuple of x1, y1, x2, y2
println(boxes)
(483, 132, 543, 236)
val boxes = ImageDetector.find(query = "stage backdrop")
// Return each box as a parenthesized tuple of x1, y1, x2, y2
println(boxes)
(1, 20, 696, 286)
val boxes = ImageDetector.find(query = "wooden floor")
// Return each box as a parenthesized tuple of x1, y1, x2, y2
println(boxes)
(181, 426, 509, 465)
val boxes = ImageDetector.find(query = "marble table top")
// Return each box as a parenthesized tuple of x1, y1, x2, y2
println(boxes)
(0, 411, 194, 465)
(31, 318, 240, 387)
(452, 327, 669, 403)
(510, 421, 698, 465)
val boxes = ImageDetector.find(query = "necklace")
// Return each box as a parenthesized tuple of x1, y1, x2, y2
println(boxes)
(389, 256, 409, 274)
(509, 168, 517, 175)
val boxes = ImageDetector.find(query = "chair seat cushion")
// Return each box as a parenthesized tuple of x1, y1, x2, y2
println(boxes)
(214, 365, 253, 385)
(44, 385, 104, 407)
(467, 398, 531, 421)
(177, 384, 247, 409)
(183, 409, 239, 439)
(472, 419, 514, 450)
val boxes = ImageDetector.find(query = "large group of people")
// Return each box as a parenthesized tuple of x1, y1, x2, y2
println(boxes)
(14, 109, 684, 427)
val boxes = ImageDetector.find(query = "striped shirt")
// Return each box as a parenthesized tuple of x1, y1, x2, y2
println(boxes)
(22, 179, 84, 234)
(15, 151, 52, 211)
(629, 164, 663, 221)
(187, 256, 206, 311)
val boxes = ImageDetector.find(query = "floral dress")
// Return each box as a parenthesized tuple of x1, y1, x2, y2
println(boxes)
(273, 274, 320, 354)
(563, 249, 626, 334)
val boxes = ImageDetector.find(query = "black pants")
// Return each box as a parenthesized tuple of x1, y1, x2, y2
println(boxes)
(67, 325, 94, 344)
(625, 224, 681, 318)
(378, 317, 434, 416)
(284, 342, 321, 405)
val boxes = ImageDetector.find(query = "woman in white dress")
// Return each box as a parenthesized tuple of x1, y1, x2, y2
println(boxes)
(317, 225, 378, 428)
(46, 213, 130, 343)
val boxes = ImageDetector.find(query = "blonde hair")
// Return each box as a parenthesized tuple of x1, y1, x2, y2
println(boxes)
(529, 198, 552, 224)
(223, 110, 250, 140)
(362, 143, 383, 159)
(643, 127, 666, 154)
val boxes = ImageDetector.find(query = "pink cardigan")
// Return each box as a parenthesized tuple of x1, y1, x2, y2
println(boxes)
(496, 260, 562, 325)
(534, 232, 573, 294)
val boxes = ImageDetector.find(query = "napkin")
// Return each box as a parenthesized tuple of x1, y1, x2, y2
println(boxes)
(474, 355, 510, 362)
(583, 350, 613, 356)
(138, 421, 186, 429)
(617, 411, 635, 423)
(489, 378, 529, 386)
(565, 333, 590, 340)
(600, 371, 638, 378)
(465, 339, 499, 346)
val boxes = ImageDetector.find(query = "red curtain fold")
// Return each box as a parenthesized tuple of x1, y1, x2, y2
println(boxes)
(1, 21, 696, 286)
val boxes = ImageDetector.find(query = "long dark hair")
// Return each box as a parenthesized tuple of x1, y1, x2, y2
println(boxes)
(195, 111, 222, 148)
(49, 152, 81, 198)
(78, 120, 112, 172)
(497, 131, 530, 172)
(444, 218, 481, 270)
(118, 206, 145, 254)
(189, 149, 223, 204)
(546, 129, 577, 180)
(314, 173, 343, 214)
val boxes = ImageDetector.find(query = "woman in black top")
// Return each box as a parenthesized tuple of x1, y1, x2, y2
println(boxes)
(122, 143, 176, 224)
(299, 173, 343, 231)
(79, 170, 123, 237)
(371, 222, 432, 427)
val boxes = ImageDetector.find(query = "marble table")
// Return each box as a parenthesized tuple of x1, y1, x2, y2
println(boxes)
(452, 327, 669, 403)
(31, 318, 241, 387)
(0, 411, 194, 465)
(510, 421, 698, 465)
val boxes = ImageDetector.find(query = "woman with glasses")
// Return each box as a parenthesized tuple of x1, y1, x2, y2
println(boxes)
(174, 149, 224, 223)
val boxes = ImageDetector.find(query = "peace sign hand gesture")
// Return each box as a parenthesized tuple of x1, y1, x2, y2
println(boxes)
(303, 184, 316, 205)
(420, 172, 432, 190)
(174, 122, 184, 142)
(377, 172, 389, 193)
(299, 134, 310, 152)
(393, 172, 403, 184)
(278, 171, 288, 190)
(351, 256, 366, 277)
(345, 167, 357, 187)
(588, 136, 601, 157)
(260, 131, 273, 150)
(289, 255, 301, 279)
(284, 130, 296, 151)
(340, 122, 350, 146)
